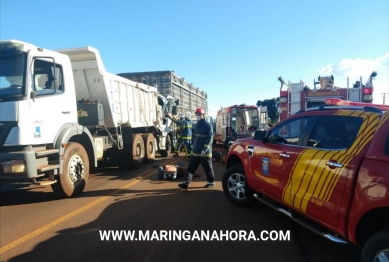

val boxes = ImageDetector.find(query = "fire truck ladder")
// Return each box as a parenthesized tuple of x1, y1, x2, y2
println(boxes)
(288, 81, 302, 116)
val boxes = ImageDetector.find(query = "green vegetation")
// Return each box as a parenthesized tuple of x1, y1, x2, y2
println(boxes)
(256, 98, 279, 125)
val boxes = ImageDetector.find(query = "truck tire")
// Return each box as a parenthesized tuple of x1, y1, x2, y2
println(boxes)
(51, 142, 89, 197)
(222, 164, 255, 207)
(361, 229, 389, 262)
(160, 135, 172, 157)
(143, 133, 155, 163)
(131, 134, 145, 169)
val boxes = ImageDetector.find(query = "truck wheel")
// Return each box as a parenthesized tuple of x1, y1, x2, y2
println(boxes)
(160, 135, 171, 157)
(222, 164, 255, 207)
(131, 134, 145, 169)
(361, 229, 389, 262)
(143, 133, 155, 163)
(51, 143, 89, 197)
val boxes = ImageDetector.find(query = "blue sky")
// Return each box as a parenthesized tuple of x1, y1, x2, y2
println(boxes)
(1, 0, 388, 117)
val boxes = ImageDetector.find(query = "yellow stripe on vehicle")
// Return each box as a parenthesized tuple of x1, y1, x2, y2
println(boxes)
(282, 110, 381, 212)
(298, 149, 335, 212)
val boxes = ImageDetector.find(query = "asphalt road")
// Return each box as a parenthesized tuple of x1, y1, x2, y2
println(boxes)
(0, 150, 362, 262)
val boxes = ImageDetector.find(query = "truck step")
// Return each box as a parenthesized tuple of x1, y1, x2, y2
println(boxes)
(35, 149, 60, 157)
(37, 164, 60, 173)
(31, 178, 57, 186)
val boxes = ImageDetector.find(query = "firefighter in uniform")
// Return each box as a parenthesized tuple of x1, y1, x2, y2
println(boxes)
(166, 113, 192, 157)
(178, 108, 215, 190)
(174, 116, 183, 155)
(179, 112, 193, 158)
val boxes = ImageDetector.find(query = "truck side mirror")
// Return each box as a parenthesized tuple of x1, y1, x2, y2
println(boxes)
(30, 91, 37, 102)
(175, 99, 179, 106)
(254, 130, 266, 141)
(172, 105, 177, 115)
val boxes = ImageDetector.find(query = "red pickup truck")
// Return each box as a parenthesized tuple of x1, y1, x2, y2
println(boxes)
(222, 104, 389, 262)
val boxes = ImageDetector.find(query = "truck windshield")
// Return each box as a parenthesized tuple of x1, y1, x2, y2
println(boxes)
(0, 51, 27, 101)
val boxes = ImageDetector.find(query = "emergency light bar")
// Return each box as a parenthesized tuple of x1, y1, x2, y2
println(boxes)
(325, 98, 389, 111)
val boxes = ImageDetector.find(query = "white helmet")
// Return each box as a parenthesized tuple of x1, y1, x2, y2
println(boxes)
(185, 112, 191, 119)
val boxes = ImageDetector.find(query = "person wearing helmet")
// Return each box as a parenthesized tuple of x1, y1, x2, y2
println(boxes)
(178, 107, 215, 189)
(166, 113, 192, 157)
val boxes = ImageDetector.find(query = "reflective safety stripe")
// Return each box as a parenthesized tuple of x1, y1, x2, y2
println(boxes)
(195, 134, 207, 137)
(192, 152, 212, 157)
(181, 136, 192, 139)
(204, 145, 210, 148)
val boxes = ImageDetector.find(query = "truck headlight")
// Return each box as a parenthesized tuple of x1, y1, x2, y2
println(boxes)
(1, 160, 26, 173)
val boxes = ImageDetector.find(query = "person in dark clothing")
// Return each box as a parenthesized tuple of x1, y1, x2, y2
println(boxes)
(353, 81, 365, 88)
(167, 112, 193, 157)
(178, 108, 215, 190)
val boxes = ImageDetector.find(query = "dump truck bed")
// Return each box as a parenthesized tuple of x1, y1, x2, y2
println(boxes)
(56, 47, 158, 128)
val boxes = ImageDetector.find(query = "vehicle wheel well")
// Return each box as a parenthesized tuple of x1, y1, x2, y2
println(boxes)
(355, 207, 389, 247)
(69, 134, 95, 168)
(226, 154, 242, 169)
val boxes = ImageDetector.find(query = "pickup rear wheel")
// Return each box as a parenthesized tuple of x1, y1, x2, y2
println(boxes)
(51, 142, 89, 197)
(222, 164, 255, 207)
(362, 229, 389, 262)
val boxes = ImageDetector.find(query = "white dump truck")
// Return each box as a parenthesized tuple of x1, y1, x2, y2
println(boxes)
(0, 40, 175, 197)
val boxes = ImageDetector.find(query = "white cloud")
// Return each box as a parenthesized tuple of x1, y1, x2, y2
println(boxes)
(316, 53, 389, 104)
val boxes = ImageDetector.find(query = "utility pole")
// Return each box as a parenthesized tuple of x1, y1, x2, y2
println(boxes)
(382, 93, 387, 105)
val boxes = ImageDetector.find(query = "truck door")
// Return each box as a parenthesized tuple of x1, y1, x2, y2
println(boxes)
(215, 111, 221, 142)
(259, 106, 268, 130)
(249, 116, 311, 201)
(286, 114, 364, 228)
(220, 109, 227, 142)
(29, 57, 76, 144)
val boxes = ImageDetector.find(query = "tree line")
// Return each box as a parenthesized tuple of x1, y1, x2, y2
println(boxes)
(256, 98, 279, 125)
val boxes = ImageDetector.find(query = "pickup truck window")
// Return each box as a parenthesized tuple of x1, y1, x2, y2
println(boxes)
(307, 115, 363, 149)
(385, 131, 389, 156)
(268, 117, 310, 145)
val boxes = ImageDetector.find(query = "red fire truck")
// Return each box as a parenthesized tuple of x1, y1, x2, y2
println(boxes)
(278, 71, 377, 121)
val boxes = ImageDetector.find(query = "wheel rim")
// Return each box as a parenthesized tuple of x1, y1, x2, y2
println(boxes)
(375, 248, 389, 262)
(136, 142, 144, 158)
(148, 141, 154, 155)
(227, 172, 246, 200)
(68, 154, 85, 183)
